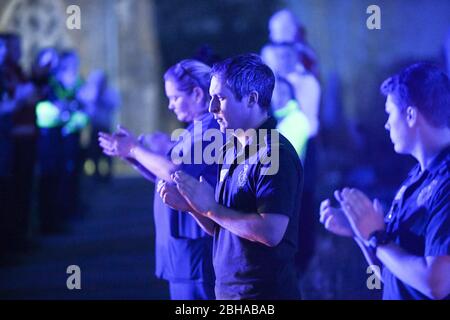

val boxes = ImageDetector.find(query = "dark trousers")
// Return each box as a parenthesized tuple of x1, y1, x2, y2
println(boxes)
(38, 127, 64, 233)
(0, 176, 13, 255)
(11, 137, 36, 242)
(296, 137, 318, 276)
(60, 132, 82, 219)
(169, 280, 215, 300)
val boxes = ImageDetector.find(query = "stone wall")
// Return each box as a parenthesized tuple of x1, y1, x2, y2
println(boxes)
(0, 0, 164, 175)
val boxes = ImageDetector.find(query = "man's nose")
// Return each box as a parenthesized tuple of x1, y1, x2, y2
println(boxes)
(384, 121, 390, 131)
(209, 99, 219, 113)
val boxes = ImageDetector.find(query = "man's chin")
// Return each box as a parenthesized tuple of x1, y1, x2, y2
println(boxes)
(393, 144, 407, 155)
(176, 114, 188, 122)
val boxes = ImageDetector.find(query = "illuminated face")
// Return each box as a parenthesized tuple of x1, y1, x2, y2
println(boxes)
(384, 94, 412, 154)
(269, 11, 298, 43)
(209, 75, 247, 132)
(57, 55, 79, 86)
(164, 80, 197, 123)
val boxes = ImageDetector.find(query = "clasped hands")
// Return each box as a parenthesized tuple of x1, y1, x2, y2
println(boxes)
(158, 171, 217, 217)
(319, 187, 386, 243)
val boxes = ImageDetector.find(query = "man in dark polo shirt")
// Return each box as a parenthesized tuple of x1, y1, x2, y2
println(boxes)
(162, 54, 303, 299)
(320, 63, 450, 300)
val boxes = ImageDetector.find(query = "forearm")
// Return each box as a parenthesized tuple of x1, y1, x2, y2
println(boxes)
(354, 237, 382, 281)
(187, 210, 216, 236)
(376, 243, 443, 299)
(132, 145, 177, 181)
(124, 157, 156, 182)
(207, 205, 285, 247)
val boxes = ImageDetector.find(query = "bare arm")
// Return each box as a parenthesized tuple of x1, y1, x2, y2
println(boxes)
(99, 130, 177, 182)
(186, 210, 216, 236)
(354, 237, 382, 281)
(172, 171, 289, 247)
(206, 204, 289, 247)
(376, 243, 450, 300)
(339, 187, 450, 299)
(124, 157, 157, 183)
(131, 145, 177, 182)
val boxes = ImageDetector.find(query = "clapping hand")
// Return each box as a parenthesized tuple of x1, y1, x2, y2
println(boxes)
(172, 171, 217, 216)
(98, 125, 138, 158)
(335, 188, 386, 241)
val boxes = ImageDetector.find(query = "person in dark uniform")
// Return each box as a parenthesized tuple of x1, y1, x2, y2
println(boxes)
(261, 41, 320, 280)
(0, 33, 38, 252)
(98, 59, 217, 300)
(320, 63, 450, 300)
(33, 48, 63, 233)
(163, 54, 303, 299)
(36, 50, 88, 231)
(10, 40, 39, 251)
(0, 36, 14, 258)
(54, 51, 89, 221)
(34, 49, 82, 233)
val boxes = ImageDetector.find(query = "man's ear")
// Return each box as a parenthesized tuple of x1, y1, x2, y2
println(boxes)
(406, 106, 417, 127)
(247, 91, 259, 108)
(192, 86, 204, 104)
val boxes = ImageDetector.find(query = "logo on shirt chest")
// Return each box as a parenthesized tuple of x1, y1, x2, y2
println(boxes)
(237, 164, 249, 188)
(416, 179, 438, 207)
(387, 185, 407, 221)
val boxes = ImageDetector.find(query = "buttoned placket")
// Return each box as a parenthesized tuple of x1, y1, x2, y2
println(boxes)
(387, 168, 430, 234)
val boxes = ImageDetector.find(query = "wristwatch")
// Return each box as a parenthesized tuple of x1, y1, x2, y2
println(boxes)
(368, 230, 391, 253)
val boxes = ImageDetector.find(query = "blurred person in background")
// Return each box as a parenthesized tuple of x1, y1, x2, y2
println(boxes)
(261, 44, 310, 160)
(80, 70, 120, 181)
(268, 8, 319, 79)
(31, 48, 59, 100)
(262, 41, 320, 281)
(36, 50, 89, 232)
(0, 33, 38, 255)
(0, 35, 14, 259)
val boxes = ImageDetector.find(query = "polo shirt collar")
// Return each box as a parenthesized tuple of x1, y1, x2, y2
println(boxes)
(424, 144, 450, 174)
(221, 116, 277, 161)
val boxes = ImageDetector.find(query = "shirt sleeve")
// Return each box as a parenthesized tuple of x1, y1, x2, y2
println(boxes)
(425, 178, 450, 256)
(255, 145, 303, 218)
(172, 117, 221, 186)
